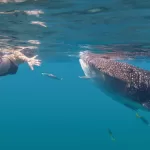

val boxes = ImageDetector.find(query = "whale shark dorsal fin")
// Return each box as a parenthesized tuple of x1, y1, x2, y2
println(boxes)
(142, 101, 150, 110)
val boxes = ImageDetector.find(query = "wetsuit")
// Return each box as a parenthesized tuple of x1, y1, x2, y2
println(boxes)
(0, 57, 18, 76)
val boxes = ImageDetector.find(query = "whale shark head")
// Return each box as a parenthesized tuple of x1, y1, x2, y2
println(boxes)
(79, 51, 95, 78)
(79, 51, 105, 80)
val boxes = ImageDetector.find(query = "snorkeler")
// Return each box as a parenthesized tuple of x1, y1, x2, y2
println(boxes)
(42, 73, 63, 80)
(108, 128, 116, 141)
(0, 50, 41, 76)
(136, 112, 150, 126)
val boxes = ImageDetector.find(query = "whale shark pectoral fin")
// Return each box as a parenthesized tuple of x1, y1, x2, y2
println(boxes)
(78, 76, 91, 79)
(124, 103, 137, 111)
(142, 101, 150, 111)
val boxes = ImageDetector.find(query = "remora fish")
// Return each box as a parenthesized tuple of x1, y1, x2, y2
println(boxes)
(108, 128, 116, 141)
(42, 73, 63, 80)
(79, 51, 150, 112)
(136, 113, 150, 126)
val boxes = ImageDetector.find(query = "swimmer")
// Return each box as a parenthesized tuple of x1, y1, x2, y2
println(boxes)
(136, 112, 150, 126)
(0, 50, 41, 76)
(108, 128, 116, 141)
(42, 73, 63, 80)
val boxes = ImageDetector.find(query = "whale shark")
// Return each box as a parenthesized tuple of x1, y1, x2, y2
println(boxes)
(79, 51, 150, 112)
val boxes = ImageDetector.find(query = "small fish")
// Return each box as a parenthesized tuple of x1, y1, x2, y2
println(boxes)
(135, 112, 141, 118)
(136, 112, 150, 126)
(108, 128, 116, 141)
(42, 73, 63, 80)
(78, 76, 90, 79)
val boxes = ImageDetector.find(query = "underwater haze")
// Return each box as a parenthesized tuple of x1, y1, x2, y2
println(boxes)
(1, 0, 150, 149)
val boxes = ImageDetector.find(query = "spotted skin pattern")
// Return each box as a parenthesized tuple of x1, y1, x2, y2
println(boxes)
(79, 51, 150, 111)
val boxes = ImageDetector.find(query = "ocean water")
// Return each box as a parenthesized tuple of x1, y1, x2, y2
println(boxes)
(0, 0, 150, 150)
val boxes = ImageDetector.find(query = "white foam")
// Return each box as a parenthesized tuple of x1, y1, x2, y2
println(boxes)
(30, 21, 47, 28)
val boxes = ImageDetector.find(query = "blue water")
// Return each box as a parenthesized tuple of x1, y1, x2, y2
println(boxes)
(0, 0, 150, 149)
(0, 61, 149, 150)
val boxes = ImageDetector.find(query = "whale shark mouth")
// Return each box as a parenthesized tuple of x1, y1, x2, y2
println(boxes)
(79, 51, 107, 80)
(79, 51, 97, 66)
(79, 51, 99, 78)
